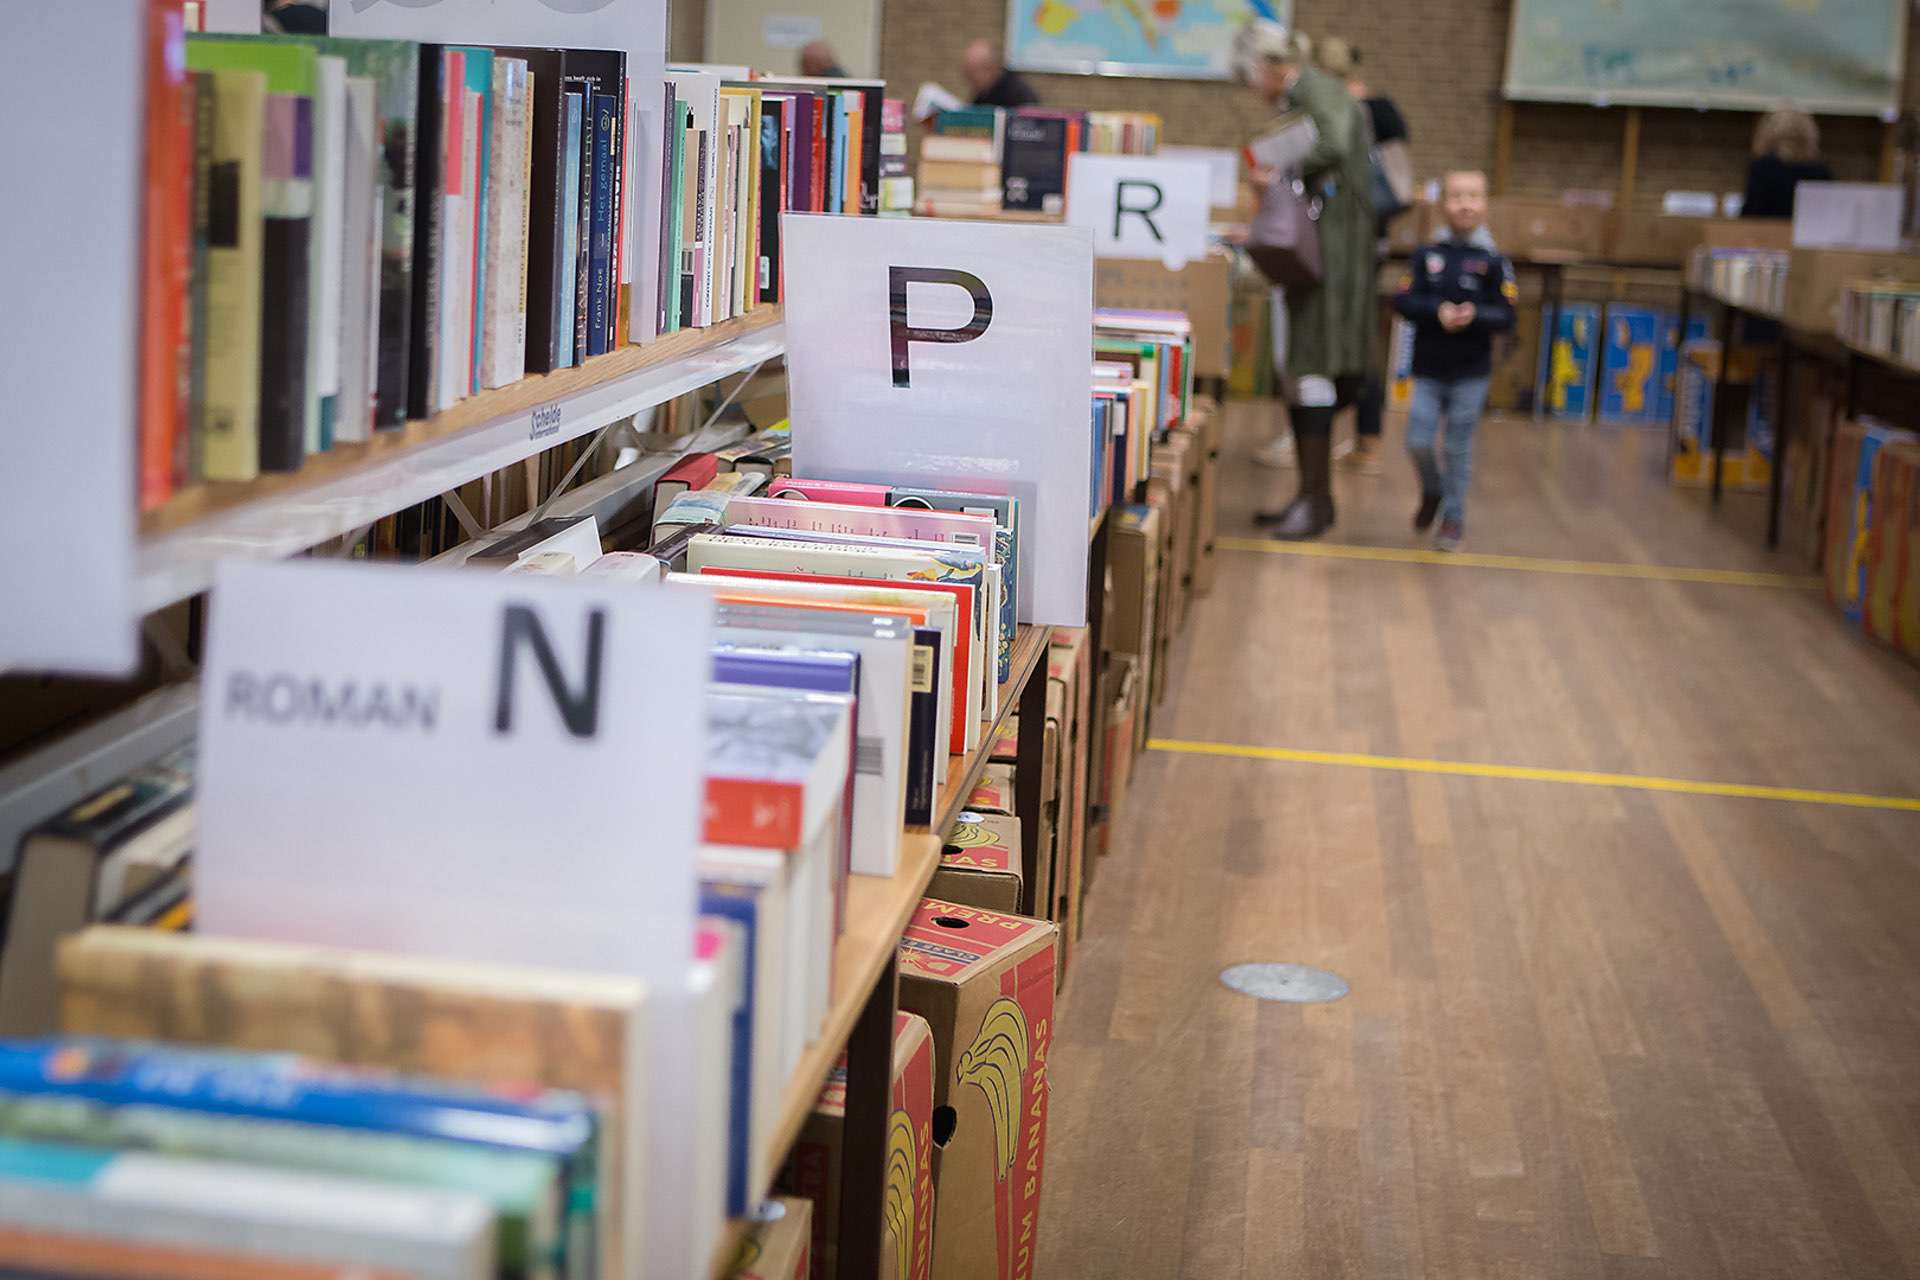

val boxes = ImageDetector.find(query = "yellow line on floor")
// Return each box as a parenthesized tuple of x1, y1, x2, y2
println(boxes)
(1147, 737, 1920, 814)
(1216, 535, 1821, 589)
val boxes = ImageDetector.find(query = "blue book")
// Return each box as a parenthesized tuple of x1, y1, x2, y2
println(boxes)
(454, 47, 494, 395)
(828, 92, 847, 215)
(698, 882, 759, 1214)
(713, 645, 860, 701)
(588, 92, 617, 358)
(557, 90, 584, 368)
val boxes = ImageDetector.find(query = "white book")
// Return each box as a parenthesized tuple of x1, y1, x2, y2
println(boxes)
(438, 88, 479, 411)
(666, 571, 958, 816)
(483, 58, 529, 390)
(335, 75, 380, 444)
(713, 614, 912, 876)
(308, 55, 347, 452)
(577, 550, 662, 584)
(702, 844, 791, 1202)
(687, 533, 985, 752)
(0, 1138, 493, 1280)
(91, 802, 194, 918)
(730, 93, 752, 318)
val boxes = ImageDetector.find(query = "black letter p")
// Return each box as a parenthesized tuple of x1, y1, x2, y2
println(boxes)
(889, 266, 993, 389)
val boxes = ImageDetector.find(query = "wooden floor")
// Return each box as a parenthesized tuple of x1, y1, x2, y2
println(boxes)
(1038, 401, 1920, 1280)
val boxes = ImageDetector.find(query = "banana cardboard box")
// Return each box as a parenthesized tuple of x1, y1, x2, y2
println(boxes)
(777, 1012, 936, 1280)
(1048, 628, 1093, 950)
(1536, 301, 1600, 421)
(1899, 449, 1920, 659)
(1824, 422, 1918, 626)
(932, 812, 1025, 913)
(990, 723, 1019, 765)
(1597, 304, 1665, 425)
(728, 1197, 813, 1280)
(965, 763, 1017, 816)
(899, 899, 1058, 1280)
(1866, 444, 1920, 646)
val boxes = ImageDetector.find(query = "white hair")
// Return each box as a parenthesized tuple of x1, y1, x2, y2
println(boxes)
(1233, 20, 1307, 83)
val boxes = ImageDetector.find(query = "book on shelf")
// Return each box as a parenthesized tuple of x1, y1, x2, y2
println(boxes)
(688, 920, 745, 1269)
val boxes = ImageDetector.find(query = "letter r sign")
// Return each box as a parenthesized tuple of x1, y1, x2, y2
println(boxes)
(889, 266, 994, 388)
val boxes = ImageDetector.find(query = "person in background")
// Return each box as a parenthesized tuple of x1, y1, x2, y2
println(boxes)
(962, 39, 1040, 109)
(1393, 170, 1516, 552)
(1742, 107, 1831, 219)
(1320, 36, 1409, 477)
(799, 40, 847, 78)
(1250, 29, 1317, 473)
(263, 0, 325, 34)
(1237, 20, 1376, 540)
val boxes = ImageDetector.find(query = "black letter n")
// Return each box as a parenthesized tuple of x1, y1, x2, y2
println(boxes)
(494, 605, 606, 738)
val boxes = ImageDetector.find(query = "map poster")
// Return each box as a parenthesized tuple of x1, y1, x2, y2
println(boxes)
(1503, 0, 1907, 116)
(1006, 0, 1270, 81)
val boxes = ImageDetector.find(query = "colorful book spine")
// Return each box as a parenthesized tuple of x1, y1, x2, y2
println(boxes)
(557, 90, 583, 368)
(587, 92, 616, 358)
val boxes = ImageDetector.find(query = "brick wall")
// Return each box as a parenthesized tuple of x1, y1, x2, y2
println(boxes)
(669, 0, 1917, 215)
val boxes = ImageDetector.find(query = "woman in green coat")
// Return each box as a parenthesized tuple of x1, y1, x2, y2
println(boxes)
(1236, 20, 1376, 538)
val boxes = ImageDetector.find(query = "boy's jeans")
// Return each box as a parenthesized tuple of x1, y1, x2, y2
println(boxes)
(1405, 375, 1491, 524)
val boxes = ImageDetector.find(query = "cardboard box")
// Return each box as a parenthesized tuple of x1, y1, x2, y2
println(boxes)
(728, 1197, 814, 1280)
(1671, 342, 1772, 490)
(1704, 218, 1793, 251)
(1096, 656, 1139, 859)
(1865, 445, 1919, 645)
(1149, 434, 1195, 631)
(736, 371, 791, 431)
(897, 900, 1057, 1280)
(1227, 264, 1275, 398)
(965, 763, 1016, 816)
(1597, 303, 1668, 424)
(1488, 197, 1610, 261)
(1823, 421, 1918, 624)
(1094, 252, 1232, 380)
(1537, 301, 1601, 420)
(988, 725, 1019, 764)
(1605, 212, 1710, 267)
(1486, 268, 1546, 413)
(931, 812, 1024, 913)
(778, 1012, 936, 1280)
(1896, 451, 1920, 659)
(1782, 248, 1920, 336)
(1107, 504, 1162, 662)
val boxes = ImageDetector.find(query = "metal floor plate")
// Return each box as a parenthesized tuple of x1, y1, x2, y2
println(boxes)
(1219, 962, 1350, 1003)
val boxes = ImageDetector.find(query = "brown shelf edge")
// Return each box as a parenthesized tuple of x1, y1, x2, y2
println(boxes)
(708, 830, 941, 1276)
(139, 308, 783, 538)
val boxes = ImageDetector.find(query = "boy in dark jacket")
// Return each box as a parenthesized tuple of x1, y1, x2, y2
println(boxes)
(1393, 170, 1516, 550)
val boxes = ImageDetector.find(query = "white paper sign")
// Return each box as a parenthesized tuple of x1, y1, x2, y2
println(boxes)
(1066, 152, 1213, 270)
(762, 14, 823, 48)
(0, 2, 139, 675)
(1157, 144, 1240, 208)
(1791, 181, 1904, 251)
(198, 558, 711, 978)
(782, 213, 1094, 626)
(332, 0, 667, 343)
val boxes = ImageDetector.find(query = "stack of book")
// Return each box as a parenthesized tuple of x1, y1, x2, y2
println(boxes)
(135, 9, 882, 512)
(915, 107, 1005, 216)
(1840, 280, 1920, 366)
(915, 105, 1163, 218)
(1091, 310, 1195, 522)
(879, 97, 913, 216)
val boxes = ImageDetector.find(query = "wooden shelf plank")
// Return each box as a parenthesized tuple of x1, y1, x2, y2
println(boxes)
(134, 310, 785, 613)
(709, 831, 940, 1276)
(1841, 335, 1920, 378)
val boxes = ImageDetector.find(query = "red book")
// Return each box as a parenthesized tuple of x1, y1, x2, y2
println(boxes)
(139, 0, 190, 510)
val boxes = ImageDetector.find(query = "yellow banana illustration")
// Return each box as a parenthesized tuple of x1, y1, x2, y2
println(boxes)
(956, 997, 1031, 1181)
(944, 820, 995, 850)
(884, 1110, 916, 1280)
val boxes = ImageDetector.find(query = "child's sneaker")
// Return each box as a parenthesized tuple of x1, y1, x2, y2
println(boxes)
(1414, 492, 1442, 531)
(1433, 517, 1464, 552)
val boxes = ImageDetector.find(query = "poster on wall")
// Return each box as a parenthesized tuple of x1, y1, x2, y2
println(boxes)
(1503, 0, 1906, 115)
(1006, 0, 1272, 80)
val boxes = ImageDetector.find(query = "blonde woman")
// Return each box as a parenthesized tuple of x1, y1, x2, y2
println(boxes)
(1743, 107, 1830, 219)
(1236, 19, 1375, 538)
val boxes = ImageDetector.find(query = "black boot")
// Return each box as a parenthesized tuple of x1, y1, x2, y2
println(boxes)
(1270, 425, 1334, 540)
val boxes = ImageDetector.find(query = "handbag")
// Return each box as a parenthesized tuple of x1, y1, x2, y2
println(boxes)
(1370, 138, 1415, 219)
(1245, 173, 1323, 292)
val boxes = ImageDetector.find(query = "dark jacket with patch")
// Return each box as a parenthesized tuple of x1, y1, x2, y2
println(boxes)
(1392, 226, 1518, 381)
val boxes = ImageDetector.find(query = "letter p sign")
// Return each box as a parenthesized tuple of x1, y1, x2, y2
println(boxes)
(888, 266, 993, 388)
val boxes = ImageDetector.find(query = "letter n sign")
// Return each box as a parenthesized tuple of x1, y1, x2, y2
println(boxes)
(889, 266, 993, 388)
(494, 604, 606, 737)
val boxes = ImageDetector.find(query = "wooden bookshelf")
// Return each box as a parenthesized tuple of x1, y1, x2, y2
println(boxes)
(134, 310, 785, 613)
(931, 624, 1052, 839)
(709, 830, 941, 1276)
(1702, 285, 1785, 322)
(1841, 335, 1920, 378)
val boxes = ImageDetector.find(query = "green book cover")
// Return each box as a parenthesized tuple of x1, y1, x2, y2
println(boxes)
(0, 1093, 573, 1280)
